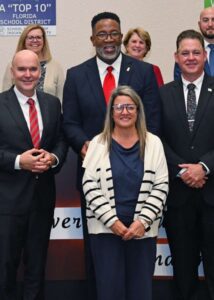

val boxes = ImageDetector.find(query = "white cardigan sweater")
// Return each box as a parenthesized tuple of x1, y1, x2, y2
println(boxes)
(82, 132, 169, 239)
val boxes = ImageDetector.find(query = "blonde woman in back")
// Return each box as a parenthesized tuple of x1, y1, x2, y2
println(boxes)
(2, 24, 64, 102)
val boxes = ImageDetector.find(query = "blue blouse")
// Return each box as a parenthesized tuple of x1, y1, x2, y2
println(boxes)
(110, 139, 144, 226)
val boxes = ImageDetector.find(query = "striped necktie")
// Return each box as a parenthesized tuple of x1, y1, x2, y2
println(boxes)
(27, 98, 40, 148)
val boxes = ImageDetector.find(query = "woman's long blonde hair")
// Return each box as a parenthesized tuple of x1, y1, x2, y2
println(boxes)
(101, 85, 147, 158)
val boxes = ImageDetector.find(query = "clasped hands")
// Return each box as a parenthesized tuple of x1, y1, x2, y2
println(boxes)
(20, 148, 56, 173)
(179, 163, 207, 188)
(110, 219, 146, 241)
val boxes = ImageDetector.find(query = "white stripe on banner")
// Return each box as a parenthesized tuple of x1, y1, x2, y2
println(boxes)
(50, 207, 83, 240)
(50, 208, 204, 277)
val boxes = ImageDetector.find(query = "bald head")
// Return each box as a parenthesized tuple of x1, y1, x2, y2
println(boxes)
(12, 49, 40, 68)
(200, 7, 214, 20)
(198, 7, 214, 41)
(11, 50, 41, 97)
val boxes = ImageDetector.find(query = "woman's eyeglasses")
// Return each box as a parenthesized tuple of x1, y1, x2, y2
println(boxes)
(112, 104, 137, 113)
(26, 35, 43, 41)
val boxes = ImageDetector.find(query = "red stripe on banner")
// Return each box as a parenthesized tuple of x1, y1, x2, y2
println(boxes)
(153, 276, 173, 280)
(46, 240, 86, 280)
(55, 197, 81, 208)
(157, 238, 168, 244)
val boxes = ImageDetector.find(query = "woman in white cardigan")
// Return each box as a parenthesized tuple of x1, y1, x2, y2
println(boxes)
(2, 24, 64, 102)
(82, 85, 168, 300)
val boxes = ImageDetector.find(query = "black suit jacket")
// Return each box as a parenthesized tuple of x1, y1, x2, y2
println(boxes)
(0, 88, 67, 214)
(160, 75, 214, 207)
(62, 54, 161, 187)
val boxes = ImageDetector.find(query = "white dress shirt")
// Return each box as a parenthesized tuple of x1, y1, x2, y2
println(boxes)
(96, 53, 122, 86)
(181, 72, 204, 110)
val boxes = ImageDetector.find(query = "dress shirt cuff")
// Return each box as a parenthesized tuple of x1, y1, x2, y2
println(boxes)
(51, 153, 59, 168)
(15, 155, 21, 170)
(199, 162, 210, 175)
(177, 168, 187, 177)
(15, 154, 59, 169)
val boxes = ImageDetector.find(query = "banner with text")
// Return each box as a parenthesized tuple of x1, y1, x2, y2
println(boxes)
(0, 0, 56, 36)
(50, 207, 204, 278)
(26, 149, 205, 280)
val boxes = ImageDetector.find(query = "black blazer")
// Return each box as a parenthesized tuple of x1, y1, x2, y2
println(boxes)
(160, 75, 214, 207)
(0, 88, 67, 214)
(62, 54, 161, 187)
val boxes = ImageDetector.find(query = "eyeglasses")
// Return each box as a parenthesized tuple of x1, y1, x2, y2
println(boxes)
(26, 35, 43, 41)
(96, 31, 121, 40)
(112, 104, 137, 113)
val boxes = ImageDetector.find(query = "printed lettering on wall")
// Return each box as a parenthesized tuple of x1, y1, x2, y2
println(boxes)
(0, 0, 56, 35)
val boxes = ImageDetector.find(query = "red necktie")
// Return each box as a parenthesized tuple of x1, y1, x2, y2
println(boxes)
(103, 66, 116, 104)
(27, 98, 40, 149)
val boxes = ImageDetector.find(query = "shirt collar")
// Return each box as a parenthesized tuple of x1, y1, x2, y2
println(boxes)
(181, 72, 204, 90)
(14, 86, 38, 105)
(204, 39, 214, 50)
(204, 39, 209, 49)
(96, 53, 122, 75)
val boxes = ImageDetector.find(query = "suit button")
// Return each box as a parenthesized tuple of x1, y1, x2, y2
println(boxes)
(35, 175, 39, 179)
(190, 146, 194, 149)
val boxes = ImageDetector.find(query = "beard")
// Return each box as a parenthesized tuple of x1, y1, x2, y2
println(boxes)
(201, 30, 214, 40)
(96, 45, 121, 63)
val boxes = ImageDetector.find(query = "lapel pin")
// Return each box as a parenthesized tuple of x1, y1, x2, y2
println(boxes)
(208, 88, 212, 92)
(126, 67, 130, 72)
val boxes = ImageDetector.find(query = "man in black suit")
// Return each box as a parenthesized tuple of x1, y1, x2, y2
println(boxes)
(0, 49, 67, 300)
(161, 30, 214, 300)
(62, 11, 161, 300)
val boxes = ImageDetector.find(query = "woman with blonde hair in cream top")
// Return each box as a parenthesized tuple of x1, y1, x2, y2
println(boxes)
(82, 85, 168, 300)
(2, 24, 64, 102)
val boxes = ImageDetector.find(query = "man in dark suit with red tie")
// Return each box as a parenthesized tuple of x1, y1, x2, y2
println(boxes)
(161, 30, 214, 300)
(62, 11, 161, 300)
(0, 49, 67, 300)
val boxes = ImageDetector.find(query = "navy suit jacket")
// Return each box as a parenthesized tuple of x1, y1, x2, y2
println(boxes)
(0, 88, 67, 214)
(63, 54, 161, 186)
(160, 75, 214, 207)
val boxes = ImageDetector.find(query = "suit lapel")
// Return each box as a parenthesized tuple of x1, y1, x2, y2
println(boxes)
(37, 92, 49, 147)
(204, 60, 211, 76)
(4, 89, 33, 147)
(172, 80, 190, 134)
(85, 57, 106, 114)
(118, 54, 133, 85)
(192, 75, 214, 136)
